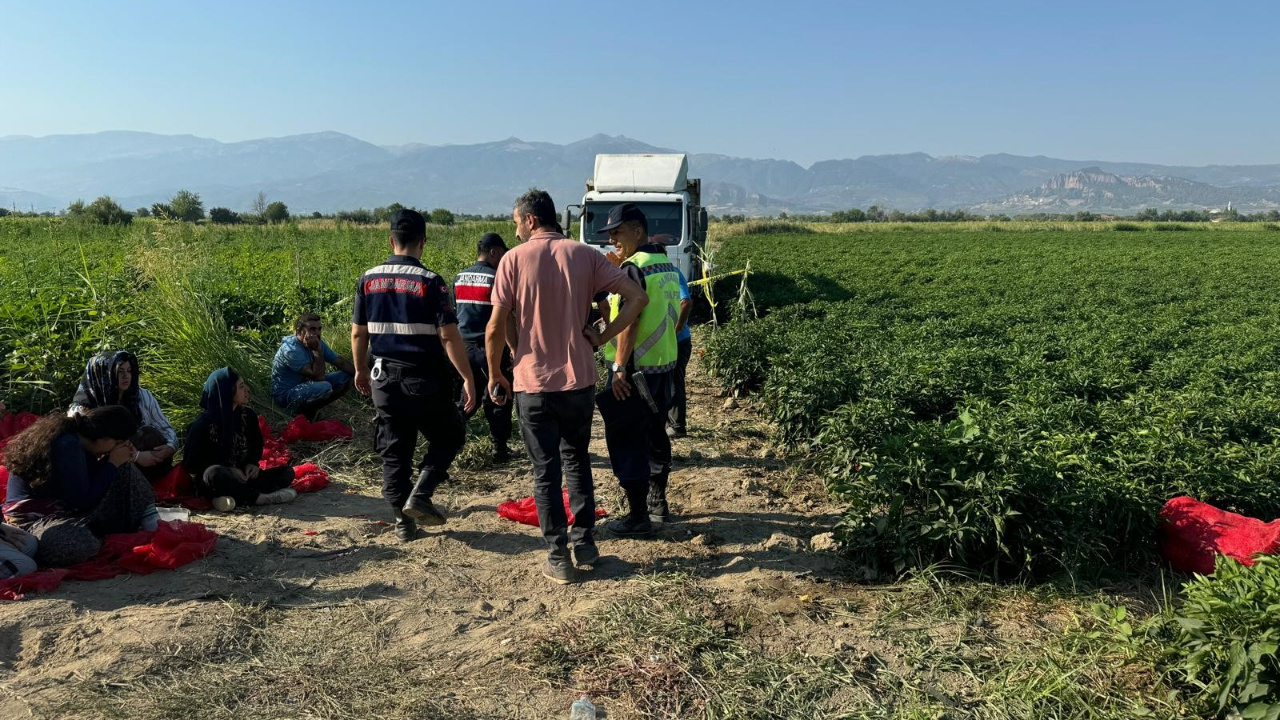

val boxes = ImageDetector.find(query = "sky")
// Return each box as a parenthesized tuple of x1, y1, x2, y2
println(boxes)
(2, 0, 1278, 167)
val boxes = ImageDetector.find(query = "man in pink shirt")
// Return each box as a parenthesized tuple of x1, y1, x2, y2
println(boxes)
(486, 189, 648, 584)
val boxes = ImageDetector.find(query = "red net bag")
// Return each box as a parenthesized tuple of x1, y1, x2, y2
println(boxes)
(497, 489, 607, 527)
(1161, 496, 1280, 575)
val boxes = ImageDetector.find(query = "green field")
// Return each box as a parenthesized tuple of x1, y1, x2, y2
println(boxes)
(4, 217, 1280, 716)
(0, 218, 506, 426)
(707, 225, 1280, 577)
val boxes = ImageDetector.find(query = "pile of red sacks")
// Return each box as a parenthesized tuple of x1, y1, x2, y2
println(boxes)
(498, 489, 608, 527)
(153, 414, 349, 509)
(1161, 496, 1280, 575)
(0, 520, 218, 601)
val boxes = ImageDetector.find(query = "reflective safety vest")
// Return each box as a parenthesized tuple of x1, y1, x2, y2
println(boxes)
(605, 248, 681, 373)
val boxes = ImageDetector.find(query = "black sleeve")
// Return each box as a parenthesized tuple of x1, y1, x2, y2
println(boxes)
(242, 408, 264, 466)
(182, 414, 216, 479)
(433, 276, 459, 327)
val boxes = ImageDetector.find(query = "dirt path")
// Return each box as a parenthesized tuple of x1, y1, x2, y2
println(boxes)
(0, 358, 858, 719)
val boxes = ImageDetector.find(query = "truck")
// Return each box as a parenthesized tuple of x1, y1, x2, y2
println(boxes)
(562, 153, 708, 282)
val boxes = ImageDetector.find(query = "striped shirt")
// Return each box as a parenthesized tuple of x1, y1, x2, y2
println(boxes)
(69, 387, 177, 447)
(352, 254, 458, 366)
(453, 260, 498, 343)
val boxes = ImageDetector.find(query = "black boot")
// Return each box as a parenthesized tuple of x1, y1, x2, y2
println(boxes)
(402, 469, 447, 526)
(648, 475, 671, 524)
(606, 484, 655, 538)
(392, 509, 420, 543)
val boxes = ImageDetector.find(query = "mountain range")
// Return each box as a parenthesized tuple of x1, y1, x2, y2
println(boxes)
(2, 131, 1279, 215)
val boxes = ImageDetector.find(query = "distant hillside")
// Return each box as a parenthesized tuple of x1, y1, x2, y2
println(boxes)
(2, 131, 1279, 214)
(972, 168, 1280, 214)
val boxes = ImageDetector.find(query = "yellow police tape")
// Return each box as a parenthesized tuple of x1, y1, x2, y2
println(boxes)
(688, 269, 746, 288)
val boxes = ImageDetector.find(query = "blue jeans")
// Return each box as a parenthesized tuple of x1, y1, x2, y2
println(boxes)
(276, 371, 351, 414)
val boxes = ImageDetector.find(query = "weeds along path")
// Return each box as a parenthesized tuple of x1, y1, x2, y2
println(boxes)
(0, 356, 874, 719)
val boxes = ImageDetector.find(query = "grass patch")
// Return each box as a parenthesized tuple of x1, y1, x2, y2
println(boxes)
(59, 601, 490, 720)
(1112, 222, 1144, 231)
(522, 571, 1183, 719)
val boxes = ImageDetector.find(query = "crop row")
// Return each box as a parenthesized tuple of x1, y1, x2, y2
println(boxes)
(706, 228, 1280, 577)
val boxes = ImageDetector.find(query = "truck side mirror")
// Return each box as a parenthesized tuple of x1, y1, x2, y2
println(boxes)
(563, 205, 582, 237)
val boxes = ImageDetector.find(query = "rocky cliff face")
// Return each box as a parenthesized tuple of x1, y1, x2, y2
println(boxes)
(972, 168, 1280, 214)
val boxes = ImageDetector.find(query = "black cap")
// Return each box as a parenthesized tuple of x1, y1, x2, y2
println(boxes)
(390, 208, 426, 240)
(598, 202, 647, 233)
(477, 232, 508, 253)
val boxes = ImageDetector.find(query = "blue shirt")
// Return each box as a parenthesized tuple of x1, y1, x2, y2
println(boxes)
(271, 335, 339, 400)
(352, 254, 458, 368)
(675, 268, 692, 342)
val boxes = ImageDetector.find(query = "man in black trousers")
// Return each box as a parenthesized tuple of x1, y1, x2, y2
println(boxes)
(352, 209, 477, 542)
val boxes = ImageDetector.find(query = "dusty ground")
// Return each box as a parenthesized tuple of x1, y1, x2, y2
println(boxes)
(0, 358, 1152, 720)
(0, 357, 873, 719)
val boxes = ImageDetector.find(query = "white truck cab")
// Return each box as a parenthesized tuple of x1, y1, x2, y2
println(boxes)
(563, 153, 708, 282)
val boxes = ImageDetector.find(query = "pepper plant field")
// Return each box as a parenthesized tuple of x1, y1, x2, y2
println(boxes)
(707, 223, 1280, 578)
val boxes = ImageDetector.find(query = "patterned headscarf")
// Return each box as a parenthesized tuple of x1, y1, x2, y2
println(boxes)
(72, 351, 141, 421)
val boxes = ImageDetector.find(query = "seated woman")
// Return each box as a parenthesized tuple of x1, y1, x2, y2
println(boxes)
(183, 368, 297, 512)
(69, 351, 178, 483)
(2, 406, 159, 567)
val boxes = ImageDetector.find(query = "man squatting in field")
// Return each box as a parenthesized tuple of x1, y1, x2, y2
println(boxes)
(486, 189, 648, 584)
(270, 313, 356, 419)
(588, 203, 683, 538)
(451, 232, 515, 463)
(351, 209, 478, 542)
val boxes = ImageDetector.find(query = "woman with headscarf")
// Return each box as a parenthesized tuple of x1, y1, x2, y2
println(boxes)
(2, 405, 159, 567)
(182, 368, 296, 512)
(69, 351, 178, 482)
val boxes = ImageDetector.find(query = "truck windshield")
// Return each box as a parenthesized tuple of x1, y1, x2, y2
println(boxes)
(583, 201, 683, 246)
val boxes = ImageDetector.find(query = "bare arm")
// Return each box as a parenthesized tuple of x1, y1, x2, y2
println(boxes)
(485, 305, 513, 405)
(351, 324, 371, 396)
(300, 348, 327, 380)
(440, 323, 476, 413)
(677, 298, 692, 334)
(334, 355, 357, 376)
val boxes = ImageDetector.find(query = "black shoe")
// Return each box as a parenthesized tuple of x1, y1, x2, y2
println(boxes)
(648, 480, 671, 524)
(571, 541, 600, 567)
(606, 514, 655, 538)
(402, 497, 447, 526)
(393, 511, 421, 542)
(542, 557, 577, 585)
(667, 425, 686, 439)
(493, 446, 512, 464)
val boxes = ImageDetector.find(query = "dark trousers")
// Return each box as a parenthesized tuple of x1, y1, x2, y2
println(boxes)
(514, 387, 596, 557)
(597, 371, 674, 490)
(372, 361, 466, 512)
(30, 464, 156, 567)
(200, 465, 294, 507)
(460, 341, 513, 451)
(669, 336, 692, 433)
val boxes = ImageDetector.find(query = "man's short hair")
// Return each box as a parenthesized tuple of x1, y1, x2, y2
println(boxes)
(477, 232, 508, 254)
(294, 312, 322, 333)
(390, 208, 427, 247)
(514, 189, 557, 230)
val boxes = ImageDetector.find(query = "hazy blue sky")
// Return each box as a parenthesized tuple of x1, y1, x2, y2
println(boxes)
(2, 0, 1277, 166)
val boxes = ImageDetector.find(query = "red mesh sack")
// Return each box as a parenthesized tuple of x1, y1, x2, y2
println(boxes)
(281, 416, 353, 444)
(1161, 496, 1280, 575)
(0, 412, 38, 440)
(497, 489, 607, 527)
(153, 465, 193, 501)
(132, 520, 217, 570)
(0, 466, 8, 506)
(291, 463, 330, 493)
(257, 415, 292, 470)
(0, 568, 69, 601)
